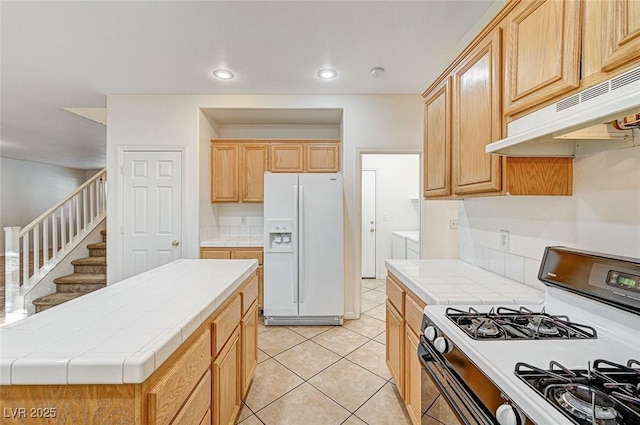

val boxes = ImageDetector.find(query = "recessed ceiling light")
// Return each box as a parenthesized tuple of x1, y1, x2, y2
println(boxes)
(317, 69, 337, 80)
(212, 69, 234, 80)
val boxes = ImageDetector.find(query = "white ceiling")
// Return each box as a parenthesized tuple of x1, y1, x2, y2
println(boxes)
(1, 1, 499, 170)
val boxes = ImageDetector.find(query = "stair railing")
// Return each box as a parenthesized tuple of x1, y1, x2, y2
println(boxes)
(4, 168, 107, 323)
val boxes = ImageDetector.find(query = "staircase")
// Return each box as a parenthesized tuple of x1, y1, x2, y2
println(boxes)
(32, 230, 107, 313)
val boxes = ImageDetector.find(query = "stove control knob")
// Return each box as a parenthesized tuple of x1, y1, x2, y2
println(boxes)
(434, 337, 453, 354)
(496, 403, 525, 425)
(424, 326, 438, 341)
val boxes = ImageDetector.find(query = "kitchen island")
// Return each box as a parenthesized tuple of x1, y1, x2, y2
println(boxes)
(0, 259, 259, 425)
(383, 259, 544, 425)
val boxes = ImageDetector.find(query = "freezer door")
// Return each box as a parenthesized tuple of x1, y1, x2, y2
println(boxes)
(298, 173, 344, 316)
(263, 173, 299, 316)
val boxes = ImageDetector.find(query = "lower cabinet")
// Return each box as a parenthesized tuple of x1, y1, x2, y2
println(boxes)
(385, 272, 428, 425)
(213, 326, 241, 425)
(385, 300, 404, 397)
(241, 302, 259, 398)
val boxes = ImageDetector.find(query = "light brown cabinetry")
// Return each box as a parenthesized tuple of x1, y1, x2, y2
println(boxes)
(504, 0, 581, 116)
(385, 272, 428, 425)
(200, 247, 264, 309)
(423, 78, 452, 198)
(270, 141, 341, 173)
(452, 29, 502, 195)
(422, 8, 573, 199)
(385, 300, 404, 397)
(211, 142, 268, 203)
(583, 0, 640, 80)
(213, 326, 241, 425)
(211, 144, 240, 202)
(240, 302, 258, 398)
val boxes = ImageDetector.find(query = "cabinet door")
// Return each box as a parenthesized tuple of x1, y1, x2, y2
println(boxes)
(270, 144, 304, 172)
(404, 327, 422, 425)
(241, 144, 268, 202)
(211, 144, 239, 202)
(601, 0, 640, 72)
(385, 300, 404, 397)
(504, 0, 581, 115)
(305, 143, 340, 172)
(213, 326, 241, 425)
(200, 249, 232, 259)
(452, 29, 503, 195)
(423, 77, 452, 198)
(241, 302, 258, 398)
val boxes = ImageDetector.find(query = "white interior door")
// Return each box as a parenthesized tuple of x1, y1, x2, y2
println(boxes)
(361, 169, 376, 278)
(122, 150, 183, 279)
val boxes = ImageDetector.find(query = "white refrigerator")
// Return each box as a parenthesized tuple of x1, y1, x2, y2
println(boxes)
(263, 172, 344, 326)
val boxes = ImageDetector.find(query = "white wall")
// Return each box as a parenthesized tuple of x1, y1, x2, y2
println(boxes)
(0, 157, 87, 252)
(362, 154, 420, 278)
(458, 146, 640, 288)
(106, 94, 424, 318)
(218, 124, 340, 140)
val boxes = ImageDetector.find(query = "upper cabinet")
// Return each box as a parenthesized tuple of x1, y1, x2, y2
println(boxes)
(211, 140, 341, 203)
(241, 144, 268, 203)
(504, 0, 582, 116)
(211, 144, 240, 203)
(423, 78, 451, 198)
(422, 4, 573, 200)
(211, 142, 267, 203)
(270, 141, 340, 173)
(452, 29, 503, 195)
(582, 0, 640, 79)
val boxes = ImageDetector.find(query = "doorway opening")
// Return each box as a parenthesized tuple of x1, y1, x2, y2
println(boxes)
(360, 153, 421, 280)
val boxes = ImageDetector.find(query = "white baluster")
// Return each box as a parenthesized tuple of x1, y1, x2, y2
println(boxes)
(22, 231, 29, 287)
(33, 225, 40, 281)
(52, 210, 58, 262)
(4, 226, 22, 322)
(43, 216, 49, 265)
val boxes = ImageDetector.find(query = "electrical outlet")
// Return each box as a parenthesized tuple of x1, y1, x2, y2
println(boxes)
(240, 216, 247, 225)
(449, 219, 459, 229)
(500, 229, 510, 251)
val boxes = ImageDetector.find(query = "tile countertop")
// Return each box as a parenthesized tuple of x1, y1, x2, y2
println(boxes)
(385, 259, 544, 305)
(0, 259, 258, 386)
(200, 236, 263, 247)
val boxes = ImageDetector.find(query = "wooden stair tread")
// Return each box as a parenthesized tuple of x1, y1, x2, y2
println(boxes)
(32, 292, 84, 306)
(54, 273, 106, 284)
(71, 256, 106, 266)
(87, 242, 106, 249)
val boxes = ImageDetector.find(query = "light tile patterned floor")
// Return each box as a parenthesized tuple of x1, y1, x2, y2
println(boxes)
(237, 279, 413, 425)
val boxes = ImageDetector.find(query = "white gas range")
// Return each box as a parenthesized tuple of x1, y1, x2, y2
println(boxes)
(420, 247, 640, 425)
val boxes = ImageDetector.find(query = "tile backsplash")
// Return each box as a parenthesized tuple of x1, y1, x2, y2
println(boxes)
(460, 241, 544, 290)
(200, 204, 264, 241)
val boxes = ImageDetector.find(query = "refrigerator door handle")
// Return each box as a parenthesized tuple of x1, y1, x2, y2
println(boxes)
(299, 185, 305, 303)
(292, 184, 299, 304)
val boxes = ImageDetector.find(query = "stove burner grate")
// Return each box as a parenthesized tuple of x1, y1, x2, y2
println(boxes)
(515, 359, 640, 425)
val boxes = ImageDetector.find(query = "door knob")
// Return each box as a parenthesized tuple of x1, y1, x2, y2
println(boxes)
(370, 228, 375, 232)
(370, 221, 374, 224)
(171, 240, 180, 247)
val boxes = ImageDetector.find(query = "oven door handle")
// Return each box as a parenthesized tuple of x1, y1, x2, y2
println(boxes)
(419, 336, 500, 425)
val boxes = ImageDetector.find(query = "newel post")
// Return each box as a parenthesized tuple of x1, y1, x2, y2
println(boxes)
(4, 226, 25, 323)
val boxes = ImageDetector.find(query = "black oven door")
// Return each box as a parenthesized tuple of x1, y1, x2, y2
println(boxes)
(418, 336, 500, 425)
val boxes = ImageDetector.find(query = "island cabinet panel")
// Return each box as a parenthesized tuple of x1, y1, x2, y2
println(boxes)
(504, 0, 581, 116)
(213, 327, 241, 425)
(148, 330, 211, 425)
(241, 301, 259, 398)
(0, 384, 135, 425)
(212, 295, 241, 356)
(452, 28, 503, 195)
(423, 78, 452, 198)
(171, 370, 212, 425)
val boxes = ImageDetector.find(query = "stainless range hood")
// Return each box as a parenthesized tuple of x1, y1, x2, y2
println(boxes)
(486, 66, 640, 157)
